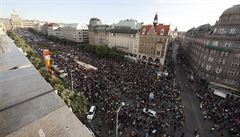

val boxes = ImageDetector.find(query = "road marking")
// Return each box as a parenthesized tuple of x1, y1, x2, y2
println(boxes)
(38, 128, 46, 137)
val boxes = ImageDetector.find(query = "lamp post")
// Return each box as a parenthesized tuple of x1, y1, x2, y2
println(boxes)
(116, 102, 125, 137)
(70, 69, 74, 92)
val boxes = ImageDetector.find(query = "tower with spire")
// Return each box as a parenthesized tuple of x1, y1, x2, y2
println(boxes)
(153, 13, 158, 27)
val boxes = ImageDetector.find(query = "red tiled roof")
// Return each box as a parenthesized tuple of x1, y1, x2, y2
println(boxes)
(140, 24, 170, 36)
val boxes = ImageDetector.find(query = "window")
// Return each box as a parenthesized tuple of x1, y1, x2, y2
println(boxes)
(208, 57, 214, 62)
(160, 29, 164, 35)
(206, 40, 210, 45)
(212, 41, 219, 46)
(224, 79, 234, 85)
(213, 28, 218, 33)
(218, 28, 225, 34)
(210, 50, 216, 54)
(219, 59, 225, 65)
(229, 28, 236, 34)
(203, 55, 206, 59)
(206, 65, 211, 71)
(216, 67, 222, 73)
(224, 42, 232, 47)
(234, 53, 240, 58)
(142, 28, 146, 34)
(227, 69, 239, 76)
(221, 51, 228, 56)
(156, 51, 160, 56)
(231, 61, 240, 67)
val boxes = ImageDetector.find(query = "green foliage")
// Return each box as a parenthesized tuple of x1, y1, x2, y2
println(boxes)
(69, 92, 87, 117)
(95, 45, 109, 57)
(83, 44, 125, 61)
(39, 44, 49, 49)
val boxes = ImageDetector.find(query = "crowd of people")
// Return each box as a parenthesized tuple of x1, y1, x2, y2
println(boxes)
(18, 29, 185, 137)
(177, 49, 240, 137)
(195, 85, 240, 137)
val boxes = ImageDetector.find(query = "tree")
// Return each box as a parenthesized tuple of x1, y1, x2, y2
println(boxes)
(95, 45, 109, 57)
(69, 92, 87, 117)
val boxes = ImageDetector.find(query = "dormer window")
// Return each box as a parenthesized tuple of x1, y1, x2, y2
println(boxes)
(160, 29, 164, 35)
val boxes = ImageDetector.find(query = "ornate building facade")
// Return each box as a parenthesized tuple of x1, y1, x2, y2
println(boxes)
(0, 10, 35, 32)
(139, 14, 170, 68)
(182, 5, 240, 95)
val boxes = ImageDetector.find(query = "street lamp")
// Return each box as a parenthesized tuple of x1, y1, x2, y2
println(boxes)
(116, 102, 125, 137)
(70, 69, 74, 92)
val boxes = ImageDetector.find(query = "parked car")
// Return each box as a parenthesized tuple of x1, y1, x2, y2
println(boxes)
(87, 106, 96, 120)
(143, 108, 157, 117)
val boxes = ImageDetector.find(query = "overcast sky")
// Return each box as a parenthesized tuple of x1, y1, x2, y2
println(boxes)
(0, 0, 239, 31)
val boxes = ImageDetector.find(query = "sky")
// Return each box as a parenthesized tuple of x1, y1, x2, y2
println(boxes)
(0, 0, 239, 31)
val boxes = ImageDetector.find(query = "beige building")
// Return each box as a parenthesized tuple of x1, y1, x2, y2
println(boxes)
(88, 18, 109, 46)
(108, 19, 143, 60)
(139, 14, 170, 68)
(89, 25, 109, 46)
(0, 10, 35, 31)
(21, 20, 35, 28)
(181, 5, 240, 95)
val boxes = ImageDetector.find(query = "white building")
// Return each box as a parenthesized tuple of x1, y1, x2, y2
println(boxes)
(33, 21, 46, 32)
(108, 19, 143, 60)
(47, 23, 60, 36)
(55, 23, 88, 43)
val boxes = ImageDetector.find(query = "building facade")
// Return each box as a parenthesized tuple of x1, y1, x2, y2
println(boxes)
(139, 14, 170, 67)
(47, 23, 60, 36)
(108, 19, 143, 60)
(181, 5, 240, 95)
(0, 10, 35, 31)
(88, 18, 109, 46)
(54, 23, 89, 43)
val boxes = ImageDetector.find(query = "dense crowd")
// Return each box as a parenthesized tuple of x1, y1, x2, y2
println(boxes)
(178, 50, 240, 137)
(196, 86, 240, 137)
(18, 29, 185, 137)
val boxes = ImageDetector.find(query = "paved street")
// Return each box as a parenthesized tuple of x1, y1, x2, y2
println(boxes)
(172, 44, 228, 137)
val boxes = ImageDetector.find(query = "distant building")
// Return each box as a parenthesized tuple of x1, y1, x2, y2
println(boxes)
(89, 25, 109, 46)
(33, 21, 45, 32)
(21, 19, 35, 28)
(89, 17, 102, 29)
(0, 10, 35, 31)
(181, 5, 240, 95)
(88, 17, 109, 46)
(139, 13, 170, 68)
(55, 23, 89, 43)
(47, 23, 60, 36)
(108, 19, 143, 61)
